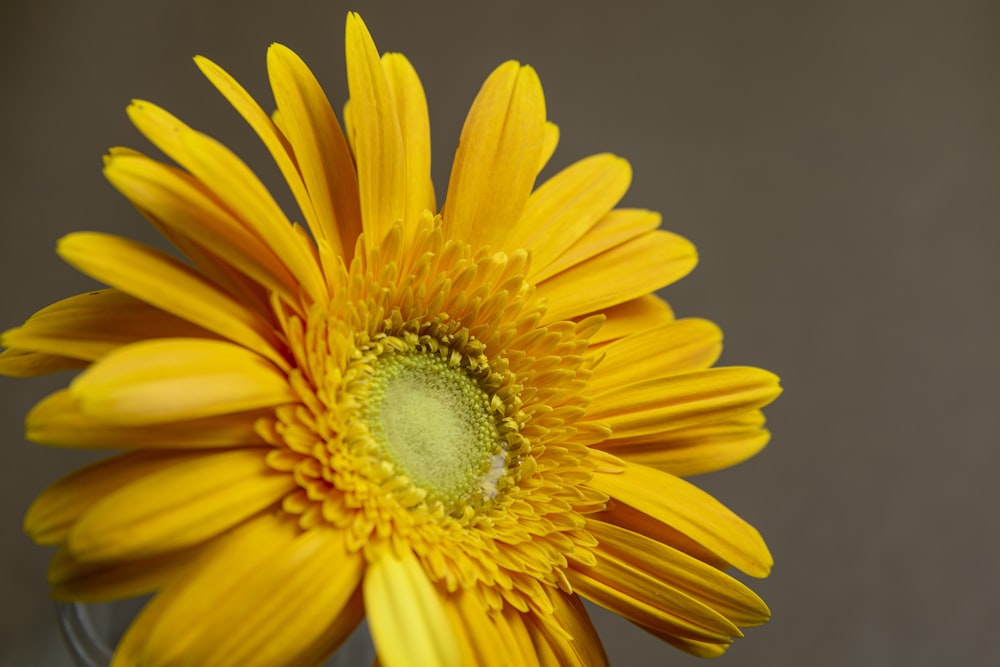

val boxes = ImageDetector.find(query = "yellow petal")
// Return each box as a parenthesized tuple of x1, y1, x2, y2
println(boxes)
(442, 61, 546, 248)
(105, 154, 301, 304)
(583, 294, 675, 345)
(525, 625, 564, 667)
(586, 520, 770, 626)
(443, 589, 522, 667)
(127, 101, 328, 304)
(124, 99, 188, 161)
(341, 98, 356, 154)
(194, 55, 329, 255)
(69, 338, 295, 425)
(536, 230, 696, 323)
(636, 622, 732, 658)
(537, 121, 560, 176)
(588, 366, 782, 437)
(116, 514, 363, 667)
(567, 556, 741, 643)
(534, 208, 662, 283)
(139, 209, 276, 319)
(345, 12, 406, 246)
(588, 318, 722, 394)
(382, 52, 436, 226)
(57, 232, 288, 369)
(266, 44, 361, 257)
(445, 589, 538, 667)
(495, 606, 540, 667)
(69, 448, 293, 562)
(0, 348, 86, 377)
(49, 543, 205, 603)
(588, 460, 773, 577)
(178, 127, 328, 303)
(611, 424, 771, 477)
(511, 154, 631, 277)
(594, 500, 728, 571)
(291, 588, 366, 667)
(25, 450, 202, 546)
(600, 405, 765, 447)
(27, 388, 267, 449)
(1, 288, 217, 363)
(364, 549, 461, 667)
(522, 589, 606, 667)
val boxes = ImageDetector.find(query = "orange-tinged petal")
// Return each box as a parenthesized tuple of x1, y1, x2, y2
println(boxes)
(345, 12, 406, 246)
(536, 230, 696, 323)
(442, 61, 546, 248)
(57, 232, 288, 369)
(115, 514, 363, 667)
(511, 154, 632, 277)
(267, 44, 362, 257)
(69, 338, 294, 425)
(588, 460, 773, 577)
(589, 318, 722, 394)
(365, 549, 461, 667)
(589, 366, 781, 437)
(68, 448, 293, 562)
(26, 388, 267, 449)
(382, 52, 435, 226)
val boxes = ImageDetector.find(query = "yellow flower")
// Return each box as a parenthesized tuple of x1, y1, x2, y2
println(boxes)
(2, 13, 781, 667)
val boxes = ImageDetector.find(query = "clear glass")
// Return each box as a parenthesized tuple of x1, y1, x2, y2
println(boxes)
(57, 599, 375, 666)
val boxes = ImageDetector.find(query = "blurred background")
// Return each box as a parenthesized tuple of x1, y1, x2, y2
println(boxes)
(2, 1, 998, 665)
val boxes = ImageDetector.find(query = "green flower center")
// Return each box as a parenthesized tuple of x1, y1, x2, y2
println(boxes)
(362, 351, 506, 511)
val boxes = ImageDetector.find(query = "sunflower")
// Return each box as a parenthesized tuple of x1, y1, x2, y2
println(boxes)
(3, 12, 781, 667)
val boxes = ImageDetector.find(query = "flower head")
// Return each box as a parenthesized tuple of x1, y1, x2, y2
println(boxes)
(3, 13, 781, 666)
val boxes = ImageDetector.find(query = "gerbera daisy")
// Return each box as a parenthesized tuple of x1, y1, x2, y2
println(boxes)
(3, 12, 781, 667)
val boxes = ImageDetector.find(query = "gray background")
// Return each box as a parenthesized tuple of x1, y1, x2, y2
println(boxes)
(2, 1, 998, 665)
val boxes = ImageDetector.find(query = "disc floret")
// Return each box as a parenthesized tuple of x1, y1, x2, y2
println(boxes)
(360, 348, 507, 513)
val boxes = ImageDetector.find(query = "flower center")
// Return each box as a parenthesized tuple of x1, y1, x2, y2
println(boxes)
(361, 351, 506, 511)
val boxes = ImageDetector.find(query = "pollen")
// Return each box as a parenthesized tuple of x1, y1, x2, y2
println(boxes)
(361, 351, 506, 511)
